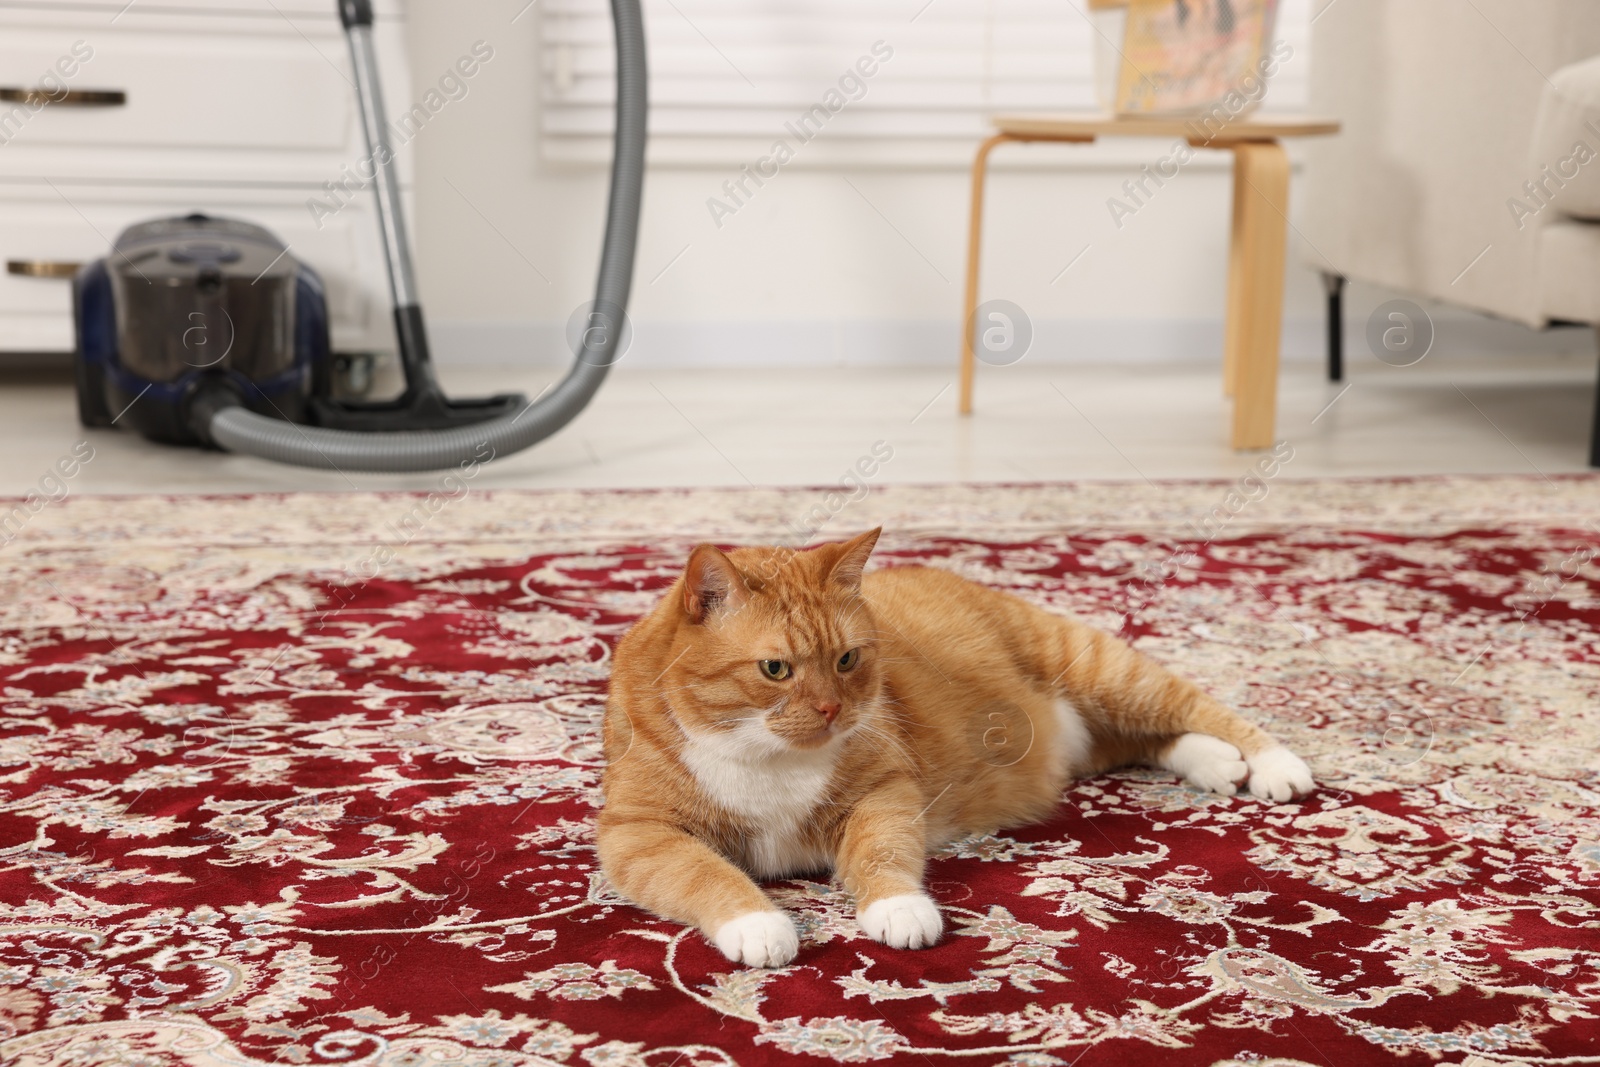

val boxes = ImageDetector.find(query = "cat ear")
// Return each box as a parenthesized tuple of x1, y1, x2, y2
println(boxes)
(682, 544, 745, 623)
(827, 527, 881, 592)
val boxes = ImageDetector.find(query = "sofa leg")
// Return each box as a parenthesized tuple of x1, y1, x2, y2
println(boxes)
(1322, 271, 1345, 382)
(1591, 333, 1600, 469)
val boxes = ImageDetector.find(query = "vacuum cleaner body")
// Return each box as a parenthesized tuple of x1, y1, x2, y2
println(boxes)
(69, 0, 644, 471)
(74, 214, 330, 444)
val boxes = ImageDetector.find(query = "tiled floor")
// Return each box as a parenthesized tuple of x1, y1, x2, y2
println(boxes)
(0, 351, 1595, 496)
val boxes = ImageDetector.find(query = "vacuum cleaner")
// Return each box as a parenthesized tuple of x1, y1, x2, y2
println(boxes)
(73, 0, 646, 473)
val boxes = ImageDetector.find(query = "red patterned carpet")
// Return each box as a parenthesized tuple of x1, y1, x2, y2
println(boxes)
(2, 479, 1598, 1067)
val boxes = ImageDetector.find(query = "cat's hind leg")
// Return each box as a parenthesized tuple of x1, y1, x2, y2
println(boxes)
(1042, 617, 1314, 801)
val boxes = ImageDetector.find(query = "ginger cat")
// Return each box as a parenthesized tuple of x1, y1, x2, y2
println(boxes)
(598, 528, 1313, 968)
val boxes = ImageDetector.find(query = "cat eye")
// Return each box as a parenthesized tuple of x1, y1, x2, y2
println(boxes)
(837, 648, 860, 672)
(759, 659, 792, 681)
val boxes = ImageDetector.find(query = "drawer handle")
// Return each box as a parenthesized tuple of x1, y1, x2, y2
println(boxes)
(7, 260, 83, 279)
(0, 88, 127, 107)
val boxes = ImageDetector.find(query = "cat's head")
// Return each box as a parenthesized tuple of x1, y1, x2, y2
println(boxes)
(663, 528, 884, 754)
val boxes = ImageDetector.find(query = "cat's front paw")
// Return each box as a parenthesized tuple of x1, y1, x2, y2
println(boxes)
(713, 910, 799, 968)
(858, 893, 943, 949)
(1246, 746, 1315, 802)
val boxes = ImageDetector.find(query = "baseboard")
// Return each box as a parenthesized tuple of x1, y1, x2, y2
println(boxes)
(9, 314, 1586, 371)
(428, 317, 1335, 369)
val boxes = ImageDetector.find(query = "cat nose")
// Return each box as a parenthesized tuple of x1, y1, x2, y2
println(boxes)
(816, 701, 841, 723)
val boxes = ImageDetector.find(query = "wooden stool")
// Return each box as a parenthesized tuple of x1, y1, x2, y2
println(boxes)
(959, 113, 1340, 450)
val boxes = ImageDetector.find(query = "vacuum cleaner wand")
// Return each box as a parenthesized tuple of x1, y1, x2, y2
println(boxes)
(340, 0, 436, 392)
(292, 0, 523, 431)
(193, 0, 647, 469)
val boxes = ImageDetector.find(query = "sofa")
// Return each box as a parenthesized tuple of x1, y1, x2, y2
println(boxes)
(1301, 0, 1600, 466)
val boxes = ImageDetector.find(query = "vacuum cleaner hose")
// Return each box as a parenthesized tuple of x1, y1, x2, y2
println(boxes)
(204, 0, 646, 473)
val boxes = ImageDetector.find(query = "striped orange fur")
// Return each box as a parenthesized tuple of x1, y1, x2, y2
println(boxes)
(598, 528, 1313, 967)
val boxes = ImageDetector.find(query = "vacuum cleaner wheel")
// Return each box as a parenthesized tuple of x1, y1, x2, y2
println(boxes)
(75, 353, 113, 429)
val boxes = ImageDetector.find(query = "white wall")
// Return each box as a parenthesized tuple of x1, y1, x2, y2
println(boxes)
(400, 2, 1583, 370)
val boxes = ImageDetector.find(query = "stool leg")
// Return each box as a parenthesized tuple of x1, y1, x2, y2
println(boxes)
(1222, 161, 1250, 399)
(960, 134, 1008, 415)
(1226, 142, 1290, 450)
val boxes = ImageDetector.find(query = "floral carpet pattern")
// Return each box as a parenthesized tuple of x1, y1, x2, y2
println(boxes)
(1, 478, 1598, 1067)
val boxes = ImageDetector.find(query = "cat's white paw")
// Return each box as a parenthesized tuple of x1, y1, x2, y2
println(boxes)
(858, 893, 943, 949)
(1246, 746, 1315, 802)
(1162, 733, 1249, 796)
(713, 910, 799, 968)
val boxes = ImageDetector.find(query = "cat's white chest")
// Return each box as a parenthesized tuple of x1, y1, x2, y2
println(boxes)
(682, 733, 836, 878)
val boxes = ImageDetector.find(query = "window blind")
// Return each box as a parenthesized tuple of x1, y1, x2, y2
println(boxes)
(538, 0, 1312, 166)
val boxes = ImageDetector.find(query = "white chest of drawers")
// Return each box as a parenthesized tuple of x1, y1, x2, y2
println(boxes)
(0, 0, 412, 356)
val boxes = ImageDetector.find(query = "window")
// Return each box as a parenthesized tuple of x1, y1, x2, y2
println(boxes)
(538, 0, 1312, 165)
